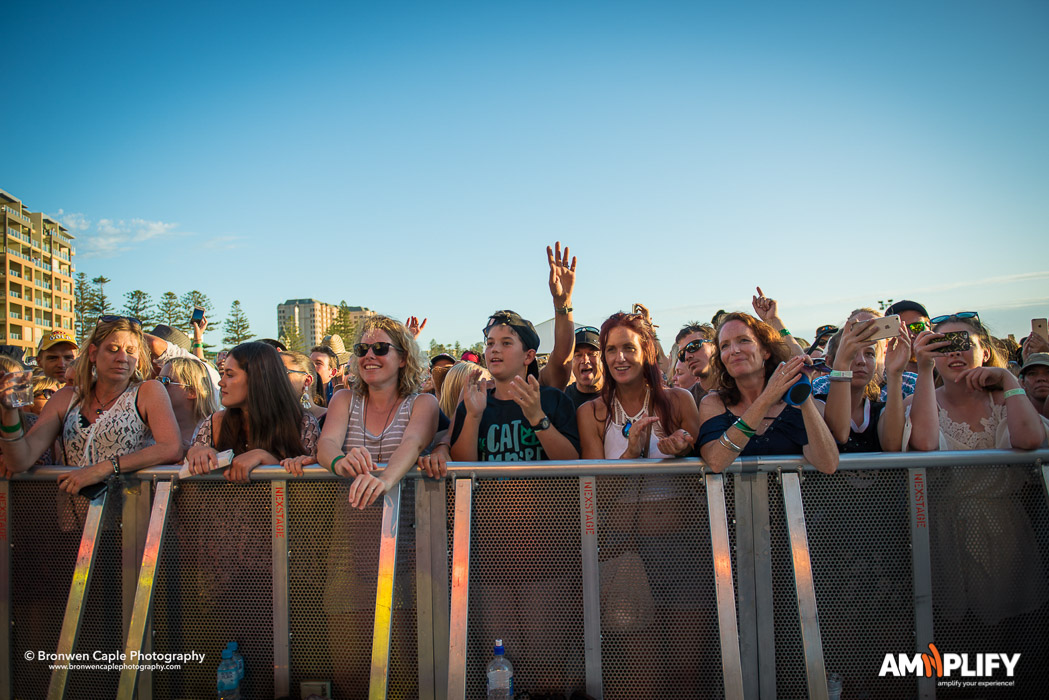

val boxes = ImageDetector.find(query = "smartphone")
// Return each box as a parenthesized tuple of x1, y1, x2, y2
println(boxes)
(853, 314, 901, 342)
(191, 306, 205, 324)
(1033, 318, 1049, 343)
(936, 330, 971, 354)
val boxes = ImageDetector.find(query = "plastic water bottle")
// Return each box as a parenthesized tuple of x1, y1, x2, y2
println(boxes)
(827, 671, 843, 700)
(217, 648, 240, 699)
(227, 641, 244, 682)
(486, 639, 513, 699)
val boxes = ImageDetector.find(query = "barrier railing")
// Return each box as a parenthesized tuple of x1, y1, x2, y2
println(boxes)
(2, 449, 1048, 699)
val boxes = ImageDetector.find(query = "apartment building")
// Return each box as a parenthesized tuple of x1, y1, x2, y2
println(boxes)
(1, 188, 76, 360)
(277, 298, 374, 348)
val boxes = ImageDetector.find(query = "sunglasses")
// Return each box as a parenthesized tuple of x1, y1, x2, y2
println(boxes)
(97, 315, 142, 327)
(907, 321, 928, 334)
(34, 389, 56, 400)
(930, 311, 979, 325)
(576, 326, 600, 335)
(156, 376, 186, 387)
(678, 339, 712, 362)
(353, 342, 399, 357)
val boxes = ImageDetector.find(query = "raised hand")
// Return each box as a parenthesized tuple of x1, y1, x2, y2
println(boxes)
(406, 316, 428, 339)
(751, 286, 779, 324)
(547, 241, 577, 309)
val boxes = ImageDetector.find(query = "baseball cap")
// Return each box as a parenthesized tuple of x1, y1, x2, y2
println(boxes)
(430, 353, 456, 368)
(884, 300, 929, 319)
(484, 310, 540, 378)
(37, 329, 79, 355)
(574, 326, 600, 350)
(461, 350, 481, 364)
(1020, 353, 1049, 376)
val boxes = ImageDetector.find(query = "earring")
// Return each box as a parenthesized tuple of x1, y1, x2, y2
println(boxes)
(300, 386, 313, 410)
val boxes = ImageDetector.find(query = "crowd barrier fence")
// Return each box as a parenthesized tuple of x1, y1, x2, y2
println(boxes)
(1, 449, 1047, 699)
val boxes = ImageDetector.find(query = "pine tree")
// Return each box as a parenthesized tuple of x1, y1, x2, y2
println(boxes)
(156, 292, 182, 327)
(279, 318, 306, 354)
(91, 275, 113, 318)
(323, 301, 359, 342)
(223, 300, 254, 346)
(123, 290, 155, 327)
(74, 272, 97, 340)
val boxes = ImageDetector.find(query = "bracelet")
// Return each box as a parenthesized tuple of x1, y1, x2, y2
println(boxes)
(732, 418, 756, 438)
(555, 305, 573, 315)
(192, 342, 204, 348)
(1, 418, 23, 433)
(1003, 388, 1026, 400)
(112, 455, 121, 475)
(0, 432, 24, 442)
(329, 455, 344, 473)
(779, 328, 791, 337)
(719, 433, 745, 453)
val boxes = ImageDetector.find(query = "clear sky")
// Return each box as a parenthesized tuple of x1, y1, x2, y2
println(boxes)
(5, 0, 1048, 349)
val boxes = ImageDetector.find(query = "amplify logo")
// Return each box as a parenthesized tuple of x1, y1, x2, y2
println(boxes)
(880, 643, 1020, 678)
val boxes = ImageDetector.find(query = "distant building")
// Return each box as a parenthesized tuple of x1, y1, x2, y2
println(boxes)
(277, 299, 374, 348)
(1, 188, 77, 359)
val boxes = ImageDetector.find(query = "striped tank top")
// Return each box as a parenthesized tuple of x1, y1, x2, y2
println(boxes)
(341, 391, 418, 462)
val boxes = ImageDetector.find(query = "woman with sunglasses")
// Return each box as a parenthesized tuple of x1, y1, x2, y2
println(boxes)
(906, 311, 1048, 626)
(696, 312, 839, 473)
(185, 341, 319, 481)
(159, 358, 220, 451)
(0, 316, 182, 492)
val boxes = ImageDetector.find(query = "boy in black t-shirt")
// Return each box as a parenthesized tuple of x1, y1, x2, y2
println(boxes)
(450, 310, 579, 461)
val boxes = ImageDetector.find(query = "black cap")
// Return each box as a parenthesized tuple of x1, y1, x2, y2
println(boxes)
(430, 353, 455, 367)
(484, 310, 540, 379)
(884, 300, 929, 319)
(574, 327, 600, 350)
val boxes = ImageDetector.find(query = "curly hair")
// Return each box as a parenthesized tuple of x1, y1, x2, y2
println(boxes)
(710, 312, 791, 407)
(598, 312, 678, 433)
(349, 315, 424, 399)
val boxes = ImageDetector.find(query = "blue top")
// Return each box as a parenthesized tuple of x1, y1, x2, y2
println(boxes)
(695, 406, 808, 457)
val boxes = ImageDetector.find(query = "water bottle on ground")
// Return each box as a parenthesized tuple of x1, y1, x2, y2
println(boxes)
(217, 647, 241, 699)
(486, 639, 513, 699)
(227, 641, 245, 682)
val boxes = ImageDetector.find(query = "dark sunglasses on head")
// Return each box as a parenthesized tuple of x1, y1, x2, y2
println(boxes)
(577, 326, 600, 334)
(97, 315, 142, 327)
(353, 342, 399, 357)
(678, 339, 712, 362)
(156, 376, 185, 387)
(930, 311, 979, 325)
(815, 324, 839, 337)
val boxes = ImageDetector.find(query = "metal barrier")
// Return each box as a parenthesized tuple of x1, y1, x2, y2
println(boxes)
(2, 449, 1048, 699)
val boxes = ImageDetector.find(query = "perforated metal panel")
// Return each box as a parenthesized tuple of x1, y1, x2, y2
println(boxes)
(287, 479, 419, 700)
(151, 481, 274, 699)
(925, 464, 1049, 697)
(10, 479, 126, 700)
(596, 473, 725, 698)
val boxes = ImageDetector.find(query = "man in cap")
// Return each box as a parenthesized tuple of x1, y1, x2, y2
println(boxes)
(563, 326, 603, 409)
(36, 329, 79, 385)
(144, 324, 221, 396)
(675, 322, 718, 406)
(450, 310, 579, 461)
(1020, 352, 1049, 418)
(312, 334, 350, 404)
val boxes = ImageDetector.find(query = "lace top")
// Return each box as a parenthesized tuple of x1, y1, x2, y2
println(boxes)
(937, 401, 1005, 451)
(191, 410, 319, 457)
(62, 385, 153, 467)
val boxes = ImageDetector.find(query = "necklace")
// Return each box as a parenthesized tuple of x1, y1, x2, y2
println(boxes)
(94, 387, 124, 416)
(613, 386, 650, 438)
(364, 394, 402, 460)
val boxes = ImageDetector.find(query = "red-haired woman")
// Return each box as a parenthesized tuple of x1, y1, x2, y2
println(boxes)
(696, 312, 839, 473)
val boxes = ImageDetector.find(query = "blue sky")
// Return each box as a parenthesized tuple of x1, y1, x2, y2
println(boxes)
(5, 0, 1048, 349)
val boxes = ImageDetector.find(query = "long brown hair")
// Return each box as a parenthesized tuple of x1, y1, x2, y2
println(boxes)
(598, 312, 678, 433)
(216, 342, 306, 459)
(710, 312, 791, 407)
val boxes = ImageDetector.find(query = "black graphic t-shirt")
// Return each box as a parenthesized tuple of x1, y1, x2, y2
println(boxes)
(451, 386, 580, 461)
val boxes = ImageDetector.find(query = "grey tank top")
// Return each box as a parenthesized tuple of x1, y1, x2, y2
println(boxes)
(342, 391, 418, 463)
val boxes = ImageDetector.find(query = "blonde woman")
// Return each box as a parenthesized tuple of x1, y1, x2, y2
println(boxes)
(159, 358, 220, 450)
(0, 316, 182, 492)
(439, 361, 491, 420)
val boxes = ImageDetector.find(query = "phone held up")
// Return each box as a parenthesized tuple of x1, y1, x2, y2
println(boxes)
(852, 314, 902, 342)
(191, 306, 205, 325)
(935, 330, 971, 354)
(1033, 318, 1049, 343)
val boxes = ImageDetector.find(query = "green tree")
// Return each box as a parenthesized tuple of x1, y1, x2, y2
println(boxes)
(74, 272, 96, 340)
(91, 275, 113, 318)
(123, 290, 155, 327)
(179, 291, 216, 335)
(323, 301, 359, 343)
(223, 300, 254, 346)
(279, 318, 306, 354)
(156, 292, 182, 327)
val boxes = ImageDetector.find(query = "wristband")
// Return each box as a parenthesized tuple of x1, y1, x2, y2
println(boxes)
(329, 455, 344, 473)
(829, 370, 853, 378)
(732, 418, 756, 438)
(192, 342, 204, 348)
(555, 305, 573, 315)
(828, 375, 852, 383)
(779, 328, 791, 337)
(112, 455, 121, 475)
(1003, 388, 1026, 400)
(1, 418, 23, 433)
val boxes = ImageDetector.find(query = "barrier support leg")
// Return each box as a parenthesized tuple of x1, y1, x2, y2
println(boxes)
(273, 481, 291, 699)
(369, 480, 402, 699)
(908, 468, 936, 699)
(578, 476, 602, 699)
(780, 472, 829, 700)
(47, 489, 108, 700)
(706, 473, 744, 699)
(446, 477, 473, 700)
(416, 478, 450, 700)
(117, 481, 173, 699)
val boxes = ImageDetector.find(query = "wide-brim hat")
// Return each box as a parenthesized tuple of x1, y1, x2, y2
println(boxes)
(322, 334, 352, 366)
(150, 325, 192, 352)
